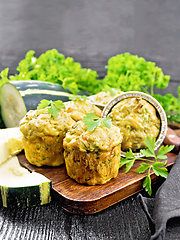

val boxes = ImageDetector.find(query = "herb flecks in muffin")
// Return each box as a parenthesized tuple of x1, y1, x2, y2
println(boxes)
(63, 120, 123, 185)
(108, 97, 160, 152)
(82, 113, 112, 132)
(37, 99, 65, 117)
(19, 106, 75, 167)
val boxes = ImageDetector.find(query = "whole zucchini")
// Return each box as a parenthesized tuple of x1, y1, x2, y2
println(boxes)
(10, 80, 77, 111)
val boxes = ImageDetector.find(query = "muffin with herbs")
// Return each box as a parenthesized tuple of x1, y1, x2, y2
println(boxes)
(108, 97, 160, 152)
(63, 118, 123, 185)
(89, 89, 123, 106)
(19, 107, 75, 167)
(64, 98, 102, 122)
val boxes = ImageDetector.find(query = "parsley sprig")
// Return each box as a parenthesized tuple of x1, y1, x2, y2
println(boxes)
(82, 113, 112, 132)
(37, 99, 65, 117)
(120, 136, 174, 195)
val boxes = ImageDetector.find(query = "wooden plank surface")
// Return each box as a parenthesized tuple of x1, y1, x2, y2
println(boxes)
(17, 151, 178, 214)
(0, 192, 152, 240)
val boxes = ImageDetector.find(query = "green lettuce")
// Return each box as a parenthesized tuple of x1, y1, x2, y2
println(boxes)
(9, 49, 102, 95)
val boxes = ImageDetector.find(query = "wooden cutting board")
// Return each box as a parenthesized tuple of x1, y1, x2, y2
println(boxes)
(18, 151, 178, 215)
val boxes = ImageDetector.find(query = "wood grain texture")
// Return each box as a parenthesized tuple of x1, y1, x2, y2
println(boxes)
(18, 151, 178, 215)
(0, 192, 152, 240)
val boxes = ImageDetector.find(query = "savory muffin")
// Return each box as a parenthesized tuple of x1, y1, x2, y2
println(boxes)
(64, 99, 102, 121)
(19, 107, 75, 167)
(89, 89, 123, 105)
(108, 97, 160, 152)
(63, 121, 123, 185)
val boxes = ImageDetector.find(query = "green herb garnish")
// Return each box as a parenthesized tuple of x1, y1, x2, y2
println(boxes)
(82, 113, 112, 132)
(37, 99, 65, 117)
(120, 136, 174, 195)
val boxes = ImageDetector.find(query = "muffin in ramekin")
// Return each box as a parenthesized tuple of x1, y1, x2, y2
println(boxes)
(107, 97, 160, 152)
(63, 121, 123, 185)
(19, 108, 75, 167)
(64, 99, 102, 122)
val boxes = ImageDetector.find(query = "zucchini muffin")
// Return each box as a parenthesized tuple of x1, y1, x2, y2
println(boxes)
(90, 89, 123, 105)
(63, 121, 123, 185)
(19, 108, 75, 167)
(64, 100, 102, 122)
(108, 97, 160, 152)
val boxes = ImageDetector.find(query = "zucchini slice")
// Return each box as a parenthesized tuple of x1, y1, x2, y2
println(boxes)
(0, 156, 51, 208)
(0, 82, 27, 128)
(0, 127, 24, 164)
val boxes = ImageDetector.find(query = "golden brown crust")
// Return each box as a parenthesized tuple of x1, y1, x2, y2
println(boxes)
(19, 107, 75, 167)
(63, 121, 123, 185)
(64, 145, 121, 185)
(22, 134, 64, 167)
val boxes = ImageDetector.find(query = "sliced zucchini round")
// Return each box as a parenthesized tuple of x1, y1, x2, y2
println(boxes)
(0, 82, 27, 128)
(0, 156, 51, 208)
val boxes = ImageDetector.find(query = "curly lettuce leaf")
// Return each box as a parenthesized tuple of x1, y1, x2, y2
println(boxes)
(103, 52, 170, 95)
(9, 49, 101, 95)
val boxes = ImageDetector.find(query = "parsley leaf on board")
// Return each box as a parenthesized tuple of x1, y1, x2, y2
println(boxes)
(37, 99, 65, 117)
(121, 136, 174, 196)
(82, 113, 112, 132)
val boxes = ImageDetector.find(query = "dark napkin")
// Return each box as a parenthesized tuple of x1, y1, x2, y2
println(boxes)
(138, 152, 180, 240)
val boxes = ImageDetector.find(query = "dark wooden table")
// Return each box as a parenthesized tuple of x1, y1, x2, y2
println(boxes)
(0, 190, 152, 240)
(1, 180, 180, 240)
